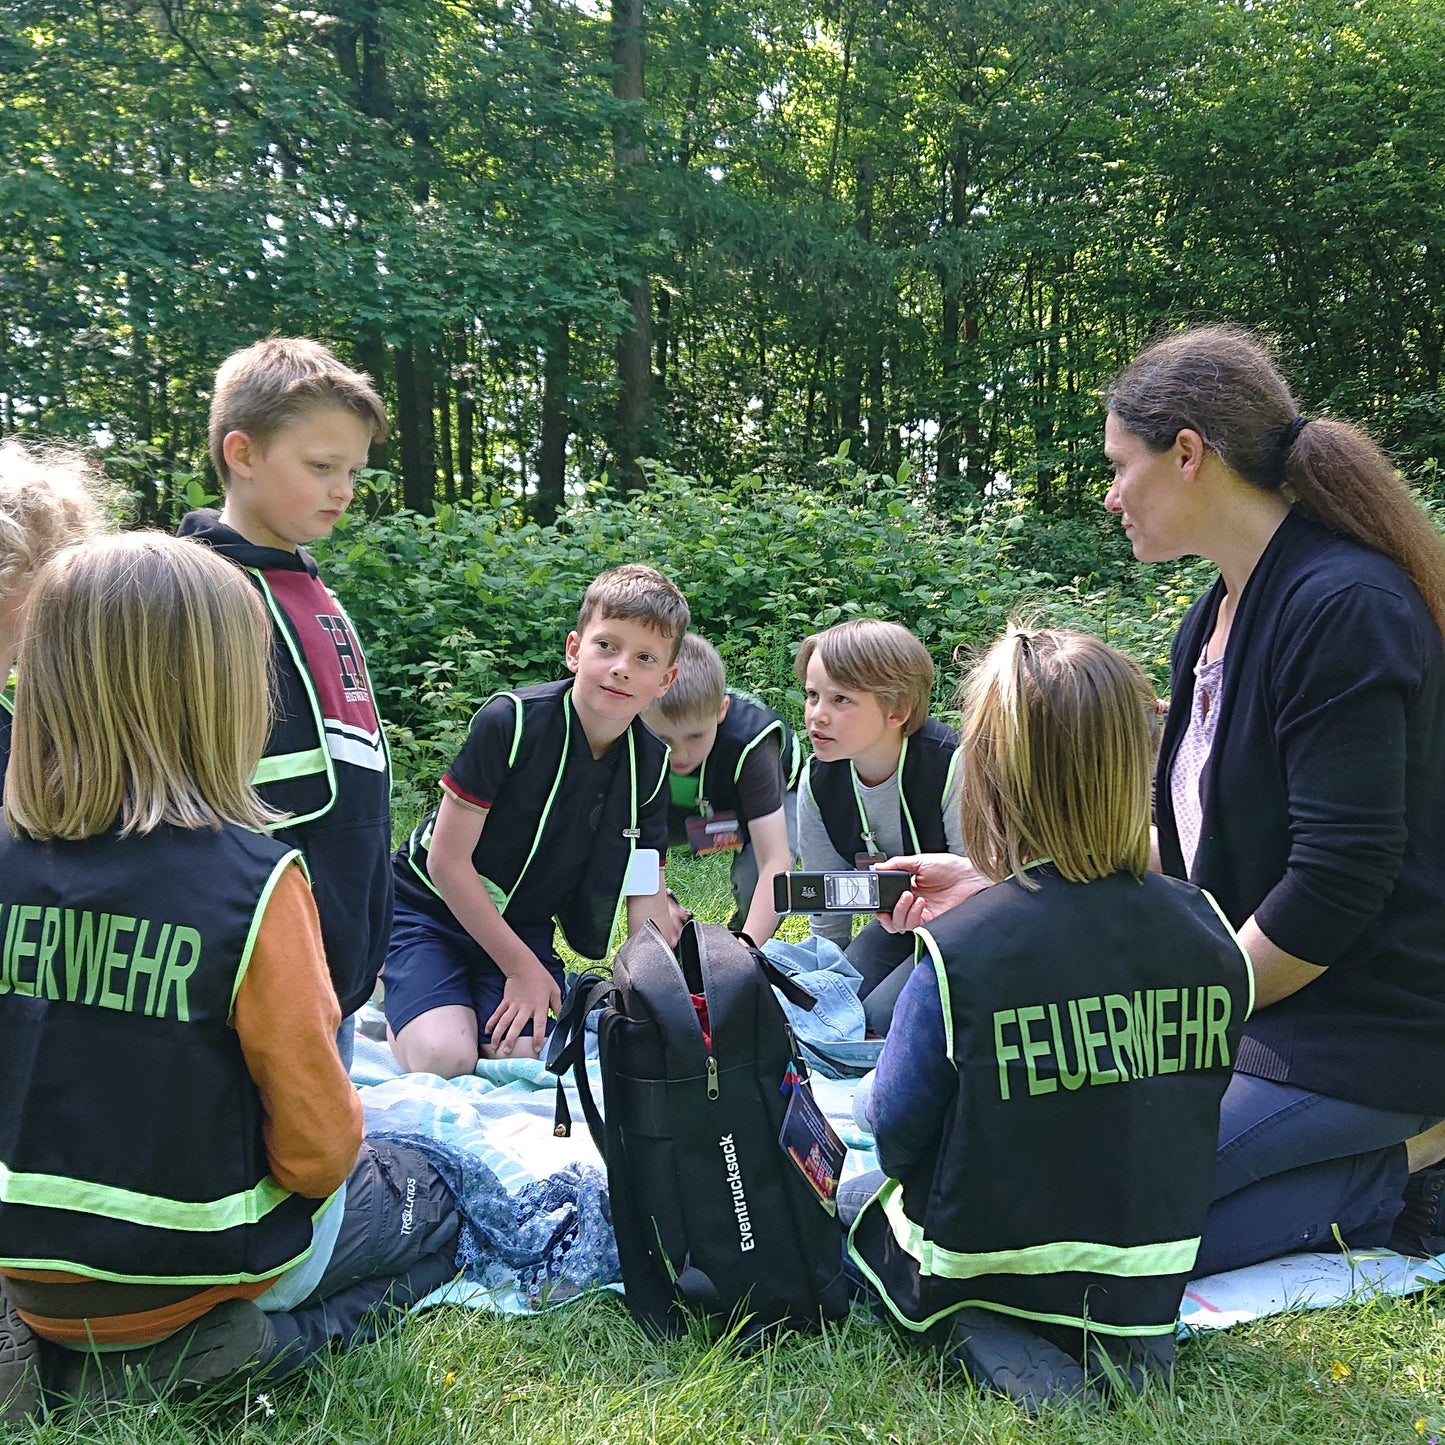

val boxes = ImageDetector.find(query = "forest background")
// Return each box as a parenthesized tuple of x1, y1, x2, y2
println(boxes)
(8, 6, 1445, 1442)
(5, 0, 1445, 751)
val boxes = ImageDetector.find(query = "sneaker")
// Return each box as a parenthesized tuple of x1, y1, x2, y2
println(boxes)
(55, 1298, 280, 1406)
(947, 1307, 1090, 1409)
(1388, 1162, 1445, 1258)
(0, 1283, 44, 1426)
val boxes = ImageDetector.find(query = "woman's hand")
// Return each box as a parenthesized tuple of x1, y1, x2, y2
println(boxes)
(872, 853, 990, 933)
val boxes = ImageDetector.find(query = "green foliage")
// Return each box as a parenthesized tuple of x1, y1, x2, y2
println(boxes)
(315, 464, 1205, 785)
(6, 0, 1445, 517)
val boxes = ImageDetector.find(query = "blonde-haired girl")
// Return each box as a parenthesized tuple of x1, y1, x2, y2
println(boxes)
(0, 435, 110, 787)
(0, 534, 457, 1420)
(842, 627, 1253, 1407)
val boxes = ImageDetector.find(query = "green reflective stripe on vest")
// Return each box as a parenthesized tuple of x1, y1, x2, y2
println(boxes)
(1200, 886, 1257, 1019)
(500, 695, 573, 920)
(0, 1189, 340, 1287)
(229, 849, 307, 1016)
(848, 763, 882, 857)
(503, 691, 525, 768)
(0, 672, 13, 715)
(0, 1159, 295, 1235)
(917, 928, 956, 1064)
(728, 717, 786, 788)
(405, 815, 505, 909)
(553, 700, 640, 959)
(940, 747, 960, 816)
(846, 1205, 1177, 1338)
(247, 570, 338, 826)
(895, 732, 922, 854)
(586, 734, 638, 959)
(252, 747, 329, 786)
(781, 725, 802, 791)
(879, 1178, 1200, 1284)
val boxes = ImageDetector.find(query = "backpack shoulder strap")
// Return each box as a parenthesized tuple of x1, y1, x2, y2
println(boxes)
(545, 972, 613, 1148)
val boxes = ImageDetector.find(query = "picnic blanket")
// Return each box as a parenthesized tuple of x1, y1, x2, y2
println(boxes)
(352, 1007, 878, 1314)
(353, 1001, 1445, 1329)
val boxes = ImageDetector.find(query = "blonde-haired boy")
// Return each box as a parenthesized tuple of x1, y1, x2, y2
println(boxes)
(384, 565, 687, 1078)
(645, 633, 800, 945)
(795, 618, 964, 1033)
(179, 337, 391, 1061)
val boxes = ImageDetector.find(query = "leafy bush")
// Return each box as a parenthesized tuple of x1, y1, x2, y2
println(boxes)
(313, 464, 1210, 784)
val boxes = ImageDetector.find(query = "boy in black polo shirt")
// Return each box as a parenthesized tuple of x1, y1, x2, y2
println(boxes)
(383, 565, 688, 1078)
(644, 633, 799, 945)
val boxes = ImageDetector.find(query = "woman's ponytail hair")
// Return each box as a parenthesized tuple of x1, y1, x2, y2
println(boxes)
(1108, 324, 1445, 635)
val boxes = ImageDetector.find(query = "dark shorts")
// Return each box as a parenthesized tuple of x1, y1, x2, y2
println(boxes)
(381, 893, 563, 1041)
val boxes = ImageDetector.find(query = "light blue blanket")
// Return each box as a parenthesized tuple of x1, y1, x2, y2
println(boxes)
(352, 1009, 877, 1314)
(354, 1002, 1445, 1330)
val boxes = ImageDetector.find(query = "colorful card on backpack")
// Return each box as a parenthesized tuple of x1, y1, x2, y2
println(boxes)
(685, 812, 744, 855)
(779, 1079, 847, 1214)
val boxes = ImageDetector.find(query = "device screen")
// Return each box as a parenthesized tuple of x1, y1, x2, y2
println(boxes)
(824, 873, 879, 909)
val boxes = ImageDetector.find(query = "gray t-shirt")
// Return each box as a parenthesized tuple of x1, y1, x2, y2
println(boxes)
(797, 761, 966, 946)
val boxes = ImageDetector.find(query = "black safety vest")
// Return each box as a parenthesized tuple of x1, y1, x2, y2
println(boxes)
(848, 866, 1252, 1342)
(668, 691, 800, 837)
(805, 716, 959, 862)
(0, 824, 329, 1285)
(405, 679, 670, 960)
(246, 568, 388, 825)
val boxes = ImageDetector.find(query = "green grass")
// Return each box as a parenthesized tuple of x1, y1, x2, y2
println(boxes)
(13, 1287, 1445, 1444)
(13, 852, 1445, 1443)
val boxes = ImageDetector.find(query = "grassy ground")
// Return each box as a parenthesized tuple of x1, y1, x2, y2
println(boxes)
(11, 852, 1445, 1444)
(12, 1286, 1445, 1444)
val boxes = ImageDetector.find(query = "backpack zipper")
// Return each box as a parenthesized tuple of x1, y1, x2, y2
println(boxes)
(706, 1054, 719, 1099)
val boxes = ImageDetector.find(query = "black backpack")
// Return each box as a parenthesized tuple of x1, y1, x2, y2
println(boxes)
(545, 919, 850, 1339)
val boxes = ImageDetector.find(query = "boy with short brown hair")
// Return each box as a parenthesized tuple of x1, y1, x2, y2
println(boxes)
(180, 338, 392, 1058)
(384, 564, 688, 1077)
(795, 618, 963, 1034)
(645, 632, 799, 945)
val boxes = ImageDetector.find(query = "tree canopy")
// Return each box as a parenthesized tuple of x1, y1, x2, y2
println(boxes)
(4, 0, 1443, 518)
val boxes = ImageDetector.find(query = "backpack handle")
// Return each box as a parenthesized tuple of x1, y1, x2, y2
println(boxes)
(545, 972, 613, 1150)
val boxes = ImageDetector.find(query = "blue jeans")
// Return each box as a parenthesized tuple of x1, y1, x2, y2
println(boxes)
(335, 1015, 356, 1075)
(1193, 1074, 1441, 1277)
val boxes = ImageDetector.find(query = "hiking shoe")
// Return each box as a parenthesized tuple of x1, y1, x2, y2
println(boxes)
(1081, 1332, 1174, 1399)
(0, 1282, 44, 1426)
(947, 1307, 1089, 1409)
(55, 1298, 279, 1406)
(1388, 1162, 1445, 1258)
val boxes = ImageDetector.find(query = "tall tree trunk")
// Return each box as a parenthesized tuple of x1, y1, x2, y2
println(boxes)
(654, 285, 670, 392)
(534, 323, 570, 525)
(455, 322, 475, 504)
(353, 327, 391, 502)
(437, 361, 455, 505)
(611, 0, 651, 496)
(394, 343, 436, 514)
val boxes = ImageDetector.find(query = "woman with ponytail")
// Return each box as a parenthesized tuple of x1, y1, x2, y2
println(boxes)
(877, 324, 1445, 1277)
(1100, 324, 1445, 1273)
